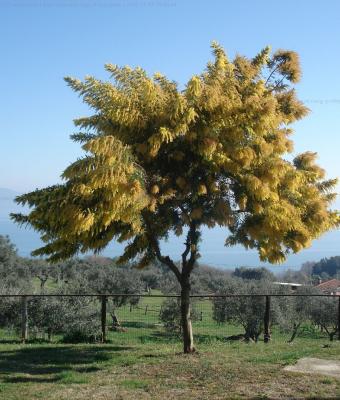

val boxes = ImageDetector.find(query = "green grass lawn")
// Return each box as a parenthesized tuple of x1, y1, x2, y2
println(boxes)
(0, 338, 340, 399)
(31, 277, 60, 293)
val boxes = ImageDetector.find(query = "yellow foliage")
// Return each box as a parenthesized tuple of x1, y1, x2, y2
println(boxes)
(191, 208, 203, 220)
(150, 185, 160, 195)
(12, 43, 339, 265)
(186, 75, 202, 99)
(253, 203, 263, 214)
(238, 195, 247, 211)
(209, 182, 218, 192)
(148, 198, 157, 212)
(197, 184, 207, 196)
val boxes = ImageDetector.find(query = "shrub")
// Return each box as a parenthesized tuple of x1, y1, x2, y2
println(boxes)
(159, 298, 199, 334)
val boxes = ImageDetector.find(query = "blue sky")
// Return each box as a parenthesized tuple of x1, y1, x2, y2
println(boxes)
(0, 0, 339, 267)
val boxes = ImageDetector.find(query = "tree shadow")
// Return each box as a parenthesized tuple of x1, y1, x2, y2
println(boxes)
(4, 376, 60, 383)
(0, 339, 21, 345)
(138, 331, 228, 344)
(0, 345, 132, 382)
(121, 321, 157, 329)
(0, 338, 51, 345)
(138, 331, 180, 343)
(194, 334, 227, 344)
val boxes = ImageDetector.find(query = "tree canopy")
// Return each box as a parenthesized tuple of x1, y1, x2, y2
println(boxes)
(0, 235, 31, 291)
(312, 256, 340, 278)
(233, 267, 275, 281)
(11, 43, 339, 268)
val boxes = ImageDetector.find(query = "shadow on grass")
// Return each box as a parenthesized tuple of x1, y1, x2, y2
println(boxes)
(137, 331, 228, 345)
(0, 345, 132, 383)
(4, 376, 60, 383)
(121, 321, 158, 329)
(0, 338, 53, 345)
(0, 339, 21, 345)
(138, 331, 180, 344)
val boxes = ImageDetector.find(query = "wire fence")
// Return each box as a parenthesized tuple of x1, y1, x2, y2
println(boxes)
(0, 294, 339, 345)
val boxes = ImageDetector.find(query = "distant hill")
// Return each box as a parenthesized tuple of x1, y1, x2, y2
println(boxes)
(312, 256, 340, 278)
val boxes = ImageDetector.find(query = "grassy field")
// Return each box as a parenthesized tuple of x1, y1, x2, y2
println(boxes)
(0, 338, 340, 399)
(1, 292, 340, 398)
(1, 292, 327, 344)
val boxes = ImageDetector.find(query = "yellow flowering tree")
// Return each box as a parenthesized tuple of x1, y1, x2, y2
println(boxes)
(11, 43, 339, 353)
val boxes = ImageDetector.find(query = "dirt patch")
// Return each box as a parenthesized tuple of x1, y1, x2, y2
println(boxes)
(284, 358, 340, 378)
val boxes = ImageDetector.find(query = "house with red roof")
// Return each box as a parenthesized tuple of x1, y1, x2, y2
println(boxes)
(316, 279, 340, 295)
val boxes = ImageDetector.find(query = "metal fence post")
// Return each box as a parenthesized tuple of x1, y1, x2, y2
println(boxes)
(338, 296, 340, 341)
(21, 295, 28, 343)
(264, 295, 271, 343)
(101, 295, 107, 343)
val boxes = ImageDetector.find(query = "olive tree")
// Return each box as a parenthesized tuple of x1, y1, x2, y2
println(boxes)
(310, 296, 339, 341)
(213, 279, 277, 341)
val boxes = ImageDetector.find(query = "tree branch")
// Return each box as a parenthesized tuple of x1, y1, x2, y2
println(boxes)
(265, 64, 280, 86)
(183, 222, 199, 275)
(181, 228, 191, 269)
(269, 76, 286, 92)
(144, 219, 181, 281)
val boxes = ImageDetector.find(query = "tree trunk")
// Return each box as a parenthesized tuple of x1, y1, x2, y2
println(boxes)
(288, 322, 301, 343)
(338, 296, 340, 341)
(111, 309, 121, 331)
(329, 331, 336, 341)
(263, 295, 271, 343)
(180, 277, 195, 353)
(101, 296, 107, 343)
(47, 327, 52, 342)
(21, 296, 28, 343)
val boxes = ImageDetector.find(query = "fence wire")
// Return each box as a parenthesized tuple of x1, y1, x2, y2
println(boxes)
(0, 294, 339, 344)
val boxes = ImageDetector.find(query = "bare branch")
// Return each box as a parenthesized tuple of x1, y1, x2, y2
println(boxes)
(183, 222, 199, 275)
(268, 77, 286, 92)
(181, 223, 193, 268)
(265, 64, 280, 86)
(143, 218, 181, 281)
